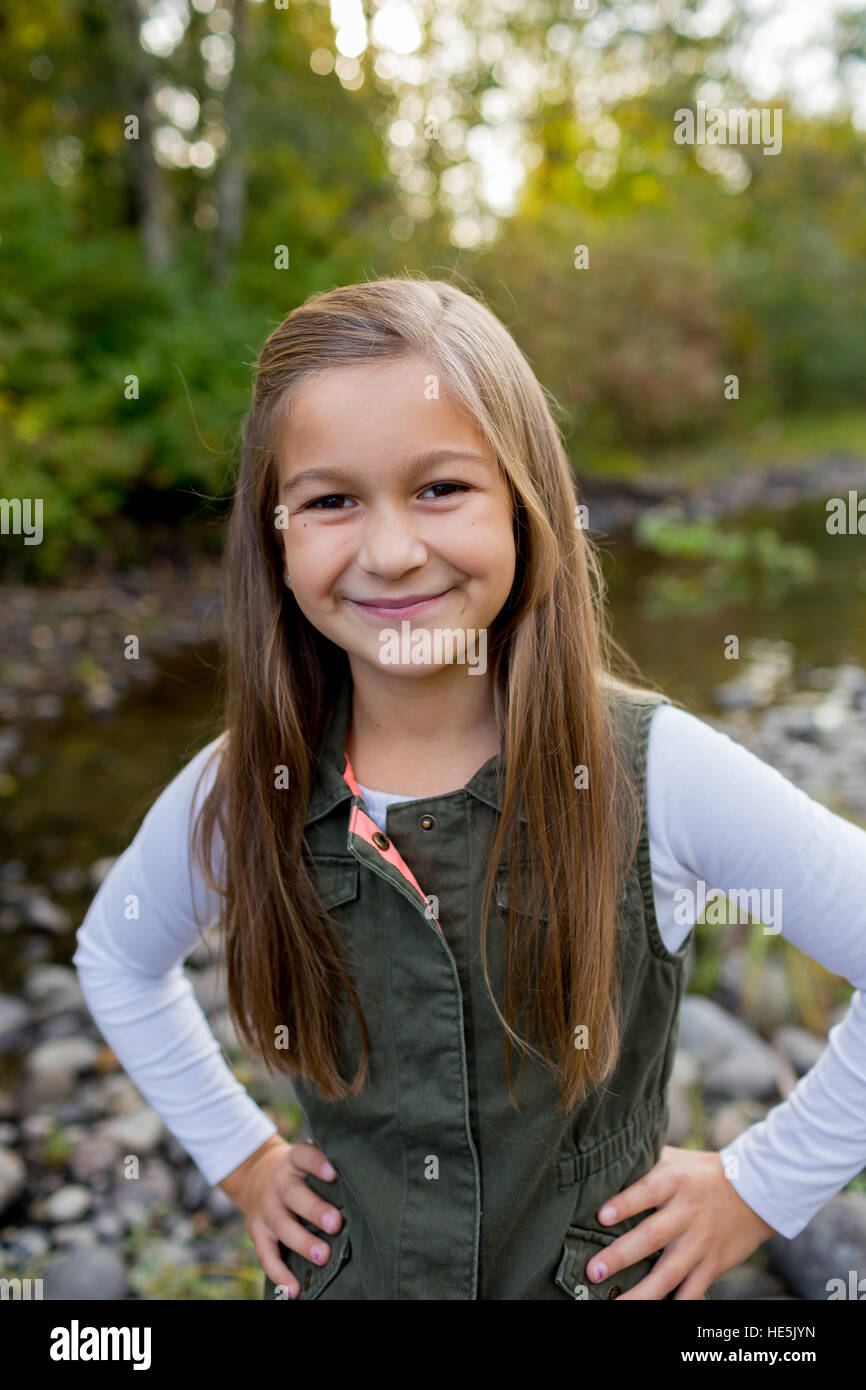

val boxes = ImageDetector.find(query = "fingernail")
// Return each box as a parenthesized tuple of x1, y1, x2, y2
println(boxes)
(311, 1245, 327, 1263)
(588, 1261, 607, 1281)
(321, 1162, 336, 1178)
(599, 1204, 617, 1223)
(322, 1211, 339, 1232)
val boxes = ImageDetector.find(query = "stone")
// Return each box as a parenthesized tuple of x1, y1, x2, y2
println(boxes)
(706, 1263, 789, 1300)
(708, 1099, 770, 1149)
(0, 994, 31, 1050)
(30, 1183, 93, 1224)
(98, 1105, 165, 1154)
(773, 1025, 826, 1077)
(24, 895, 72, 934)
(25, 1035, 101, 1081)
(22, 964, 85, 1018)
(768, 1193, 866, 1301)
(0, 1146, 26, 1217)
(664, 1082, 693, 1146)
(42, 1246, 128, 1300)
(69, 1135, 123, 1183)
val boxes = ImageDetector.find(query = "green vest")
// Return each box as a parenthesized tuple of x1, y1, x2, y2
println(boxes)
(264, 673, 691, 1300)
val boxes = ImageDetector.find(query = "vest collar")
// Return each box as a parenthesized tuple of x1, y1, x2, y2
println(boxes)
(303, 662, 522, 825)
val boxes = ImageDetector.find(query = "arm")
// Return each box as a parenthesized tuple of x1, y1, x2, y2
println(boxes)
(71, 734, 279, 1187)
(647, 702, 866, 1239)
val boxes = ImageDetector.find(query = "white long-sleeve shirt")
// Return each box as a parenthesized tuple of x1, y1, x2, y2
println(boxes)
(72, 703, 866, 1239)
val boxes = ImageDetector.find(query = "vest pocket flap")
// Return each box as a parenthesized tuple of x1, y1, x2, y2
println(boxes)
(555, 1225, 658, 1301)
(283, 1222, 352, 1300)
(494, 869, 550, 919)
(310, 856, 360, 910)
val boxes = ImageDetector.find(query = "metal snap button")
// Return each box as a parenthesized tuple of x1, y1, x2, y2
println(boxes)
(303, 1269, 313, 1291)
(606, 1283, 621, 1300)
(371, 831, 390, 850)
(419, 814, 436, 831)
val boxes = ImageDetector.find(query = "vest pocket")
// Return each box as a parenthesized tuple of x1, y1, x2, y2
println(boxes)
(555, 1224, 659, 1301)
(282, 1221, 353, 1300)
(309, 856, 360, 910)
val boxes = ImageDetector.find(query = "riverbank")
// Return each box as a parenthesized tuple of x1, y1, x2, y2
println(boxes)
(2, 468, 865, 1300)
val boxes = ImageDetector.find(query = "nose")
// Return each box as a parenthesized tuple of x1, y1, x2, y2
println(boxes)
(356, 502, 428, 578)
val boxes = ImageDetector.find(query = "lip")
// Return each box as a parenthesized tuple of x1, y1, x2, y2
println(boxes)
(345, 589, 453, 621)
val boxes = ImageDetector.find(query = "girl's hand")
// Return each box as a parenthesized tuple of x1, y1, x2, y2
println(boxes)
(218, 1135, 343, 1298)
(587, 1145, 778, 1300)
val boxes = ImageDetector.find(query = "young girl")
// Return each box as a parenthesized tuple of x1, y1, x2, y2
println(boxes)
(73, 277, 866, 1301)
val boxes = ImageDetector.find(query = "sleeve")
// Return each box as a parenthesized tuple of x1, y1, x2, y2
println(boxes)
(71, 733, 279, 1187)
(647, 702, 866, 1239)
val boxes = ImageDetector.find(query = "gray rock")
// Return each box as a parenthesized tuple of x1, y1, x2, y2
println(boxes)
(190, 965, 227, 1016)
(88, 857, 117, 890)
(712, 681, 758, 711)
(24, 894, 72, 934)
(708, 1099, 770, 1149)
(703, 1050, 783, 1102)
(773, 1025, 826, 1076)
(30, 1183, 93, 1224)
(664, 1082, 693, 1146)
(23, 964, 85, 1018)
(93, 1208, 127, 1242)
(206, 1185, 236, 1224)
(69, 1135, 123, 1182)
(717, 950, 795, 1031)
(706, 1264, 789, 1300)
(671, 1049, 699, 1089)
(181, 1167, 210, 1212)
(25, 1035, 101, 1081)
(677, 995, 792, 1100)
(5, 1225, 50, 1259)
(0, 1146, 26, 1216)
(96, 1073, 144, 1117)
(0, 994, 31, 1049)
(42, 1246, 128, 1300)
(98, 1105, 164, 1154)
(52, 1223, 99, 1249)
(768, 1193, 866, 1301)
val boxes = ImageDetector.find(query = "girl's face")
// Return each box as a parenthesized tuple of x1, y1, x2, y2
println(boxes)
(276, 354, 517, 681)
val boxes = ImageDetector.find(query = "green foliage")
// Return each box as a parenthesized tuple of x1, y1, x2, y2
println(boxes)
(1, 2, 865, 578)
(633, 507, 817, 617)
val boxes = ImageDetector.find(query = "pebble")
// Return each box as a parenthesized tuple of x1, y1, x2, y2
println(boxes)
(29, 1183, 93, 1224)
(0, 995, 31, 1050)
(768, 1193, 866, 1300)
(23, 964, 85, 1018)
(0, 1146, 26, 1216)
(98, 1105, 165, 1154)
(773, 1024, 826, 1076)
(42, 1246, 128, 1300)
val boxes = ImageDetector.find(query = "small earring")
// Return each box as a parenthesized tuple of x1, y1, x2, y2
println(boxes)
(284, 572, 291, 584)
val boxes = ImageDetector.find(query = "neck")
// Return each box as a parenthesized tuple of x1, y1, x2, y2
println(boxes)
(345, 658, 501, 796)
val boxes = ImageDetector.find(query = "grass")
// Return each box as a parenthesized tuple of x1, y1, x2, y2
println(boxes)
(581, 409, 866, 485)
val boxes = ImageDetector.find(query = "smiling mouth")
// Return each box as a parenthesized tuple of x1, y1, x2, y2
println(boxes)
(345, 590, 453, 619)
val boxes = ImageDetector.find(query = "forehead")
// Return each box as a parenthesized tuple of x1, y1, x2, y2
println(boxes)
(278, 355, 488, 461)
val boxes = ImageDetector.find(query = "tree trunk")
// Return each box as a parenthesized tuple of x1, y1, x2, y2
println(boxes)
(116, 0, 173, 271)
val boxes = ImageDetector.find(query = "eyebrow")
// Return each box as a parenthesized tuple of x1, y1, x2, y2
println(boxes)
(280, 448, 492, 498)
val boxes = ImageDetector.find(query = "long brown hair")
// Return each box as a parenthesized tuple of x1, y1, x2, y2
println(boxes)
(192, 274, 671, 1112)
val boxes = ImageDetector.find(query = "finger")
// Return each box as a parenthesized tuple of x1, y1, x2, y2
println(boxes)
(278, 1171, 343, 1235)
(611, 1240, 696, 1301)
(270, 1209, 334, 1268)
(255, 1226, 300, 1299)
(671, 1259, 716, 1301)
(596, 1162, 676, 1227)
(290, 1141, 338, 1181)
(585, 1214, 678, 1285)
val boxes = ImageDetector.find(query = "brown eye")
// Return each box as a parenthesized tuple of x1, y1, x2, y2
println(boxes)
(306, 495, 353, 510)
(420, 483, 469, 499)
